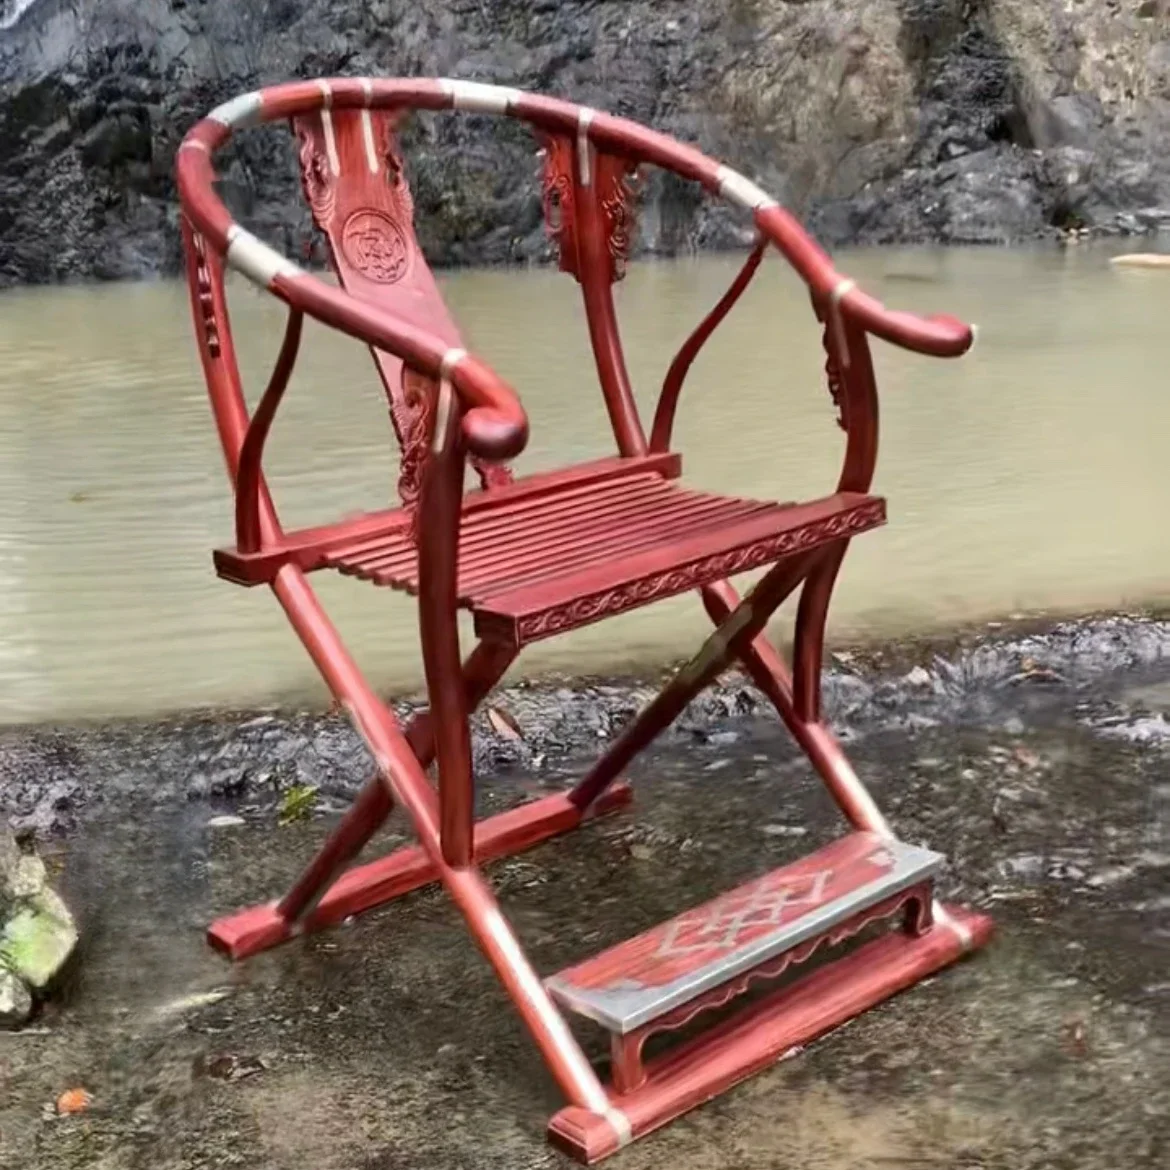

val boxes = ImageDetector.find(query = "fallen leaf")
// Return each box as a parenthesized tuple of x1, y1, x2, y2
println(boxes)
(1063, 1018, 1088, 1057)
(486, 706, 524, 742)
(1013, 746, 1042, 769)
(56, 1088, 92, 1115)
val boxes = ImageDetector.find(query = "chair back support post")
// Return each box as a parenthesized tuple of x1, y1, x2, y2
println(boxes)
(235, 308, 304, 553)
(817, 299, 880, 497)
(541, 131, 648, 457)
(180, 216, 284, 548)
(650, 237, 769, 454)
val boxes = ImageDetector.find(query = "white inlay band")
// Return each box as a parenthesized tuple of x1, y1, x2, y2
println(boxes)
(180, 138, 210, 153)
(360, 110, 379, 172)
(432, 379, 453, 454)
(577, 107, 595, 187)
(829, 277, 857, 369)
(932, 901, 975, 950)
(716, 165, 777, 211)
(225, 224, 302, 287)
(603, 1105, 633, 1148)
(208, 91, 263, 129)
(432, 349, 466, 454)
(481, 907, 611, 1115)
(315, 81, 340, 176)
(358, 79, 379, 172)
(439, 78, 522, 114)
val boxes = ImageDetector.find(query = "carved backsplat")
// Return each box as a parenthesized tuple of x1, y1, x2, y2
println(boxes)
(539, 133, 642, 283)
(292, 105, 511, 511)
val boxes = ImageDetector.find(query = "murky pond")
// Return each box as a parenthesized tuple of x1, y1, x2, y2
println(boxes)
(2, 242, 1169, 723)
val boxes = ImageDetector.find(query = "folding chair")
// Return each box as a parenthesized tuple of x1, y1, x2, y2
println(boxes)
(175, 77, 992, 1162)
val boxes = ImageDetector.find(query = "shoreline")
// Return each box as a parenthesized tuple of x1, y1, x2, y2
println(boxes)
(0, 225, 1152, 296)
(5, 607, 1169, 837)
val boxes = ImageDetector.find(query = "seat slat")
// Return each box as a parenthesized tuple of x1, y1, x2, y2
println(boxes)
(318, 462, 885, 648)
(455, 489, 744, 593)
(463, 497, 775, 599)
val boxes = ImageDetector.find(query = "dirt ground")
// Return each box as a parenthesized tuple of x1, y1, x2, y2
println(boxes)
(1, 620, 1168, 1169)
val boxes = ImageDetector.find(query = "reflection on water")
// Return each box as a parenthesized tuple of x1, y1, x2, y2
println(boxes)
(1, 243, 1169, 724)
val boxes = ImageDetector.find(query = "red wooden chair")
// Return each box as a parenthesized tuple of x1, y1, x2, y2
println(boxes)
(176, 78, 992, 1162)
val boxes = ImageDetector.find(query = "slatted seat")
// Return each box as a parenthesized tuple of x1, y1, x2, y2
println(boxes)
(320, 465, 884, 645)
(177, 76, 989, 1166)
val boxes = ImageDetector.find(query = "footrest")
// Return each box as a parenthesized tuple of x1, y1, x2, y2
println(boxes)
(546, 832, 941, 1035)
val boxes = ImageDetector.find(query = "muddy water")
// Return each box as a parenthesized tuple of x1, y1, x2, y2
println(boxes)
(2, 242, 1169, 723)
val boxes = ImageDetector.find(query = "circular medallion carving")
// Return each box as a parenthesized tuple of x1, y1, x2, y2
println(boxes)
(341, 210, 410, 284)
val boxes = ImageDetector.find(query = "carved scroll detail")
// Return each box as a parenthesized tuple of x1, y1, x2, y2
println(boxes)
(600, 159, 643, 281)
(539, 134, 641, 283)
(191, 230, 221, 359)
(296, 128, 336, 228)
(821, 321, 847, 432)
(394, 367, 436, 517)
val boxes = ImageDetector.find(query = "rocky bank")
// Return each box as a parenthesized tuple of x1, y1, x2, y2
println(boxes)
(2, 0, 1170, 286)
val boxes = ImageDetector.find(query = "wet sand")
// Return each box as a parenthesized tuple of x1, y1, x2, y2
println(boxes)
(1, 615, 1168, 1168)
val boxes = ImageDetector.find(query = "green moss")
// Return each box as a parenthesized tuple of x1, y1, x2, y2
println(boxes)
(0, 888, 77, 990)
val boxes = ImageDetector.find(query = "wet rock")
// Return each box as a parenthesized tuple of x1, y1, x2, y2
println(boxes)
(6, 1, 1170, 282)
(0, 887, 79, 990)
(0, 828, 78, 1001)
(0, 967, 33, 1028)
(206, 814, 246, 829)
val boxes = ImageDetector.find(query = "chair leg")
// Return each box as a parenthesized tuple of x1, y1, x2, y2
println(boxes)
(276, 639, 516, 924)
(701, 570, 979, 952)
(700, 567, 891, 834)
(251, 565, 632, 1134)
(209, 629, 634, 960)
(569, 550, 818, 812)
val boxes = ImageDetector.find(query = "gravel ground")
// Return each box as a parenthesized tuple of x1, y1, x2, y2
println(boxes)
(0, 613, 1168, 1168)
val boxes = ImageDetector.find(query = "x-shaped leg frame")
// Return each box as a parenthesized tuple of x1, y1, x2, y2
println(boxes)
(209, 542, 853, 962)
(207, 610, 632, 963)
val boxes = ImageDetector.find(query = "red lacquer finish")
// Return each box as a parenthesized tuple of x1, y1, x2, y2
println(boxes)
(176, 76, 989, 1162)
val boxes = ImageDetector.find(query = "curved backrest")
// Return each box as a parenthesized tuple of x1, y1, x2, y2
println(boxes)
(177, 79, 974, 549)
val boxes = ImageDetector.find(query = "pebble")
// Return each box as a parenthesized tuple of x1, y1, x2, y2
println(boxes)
(206, 815, 246, 829)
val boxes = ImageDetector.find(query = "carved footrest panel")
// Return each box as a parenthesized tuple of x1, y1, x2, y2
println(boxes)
(546, 832, 942, 1038)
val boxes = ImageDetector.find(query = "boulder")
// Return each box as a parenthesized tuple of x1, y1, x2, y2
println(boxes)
(0, 968, 33, 1028)
(0, 826, 78, 1026)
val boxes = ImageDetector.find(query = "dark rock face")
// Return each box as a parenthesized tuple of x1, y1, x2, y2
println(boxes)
(1, 0, 1170, 287)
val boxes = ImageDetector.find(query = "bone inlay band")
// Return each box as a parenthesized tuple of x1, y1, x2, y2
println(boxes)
(431, 348, 467, 454)
(432, 380, 454, 454)
(359, 79, 379, 172)
(829, 277, 857, 369)
(315, 81, 340, 176)
(577, 107, 595, 187)
(225, 224, 302, 286)
(716, 165, 777, 210)
(439, 78, 521, 114)
(208, 90, 262, 129)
